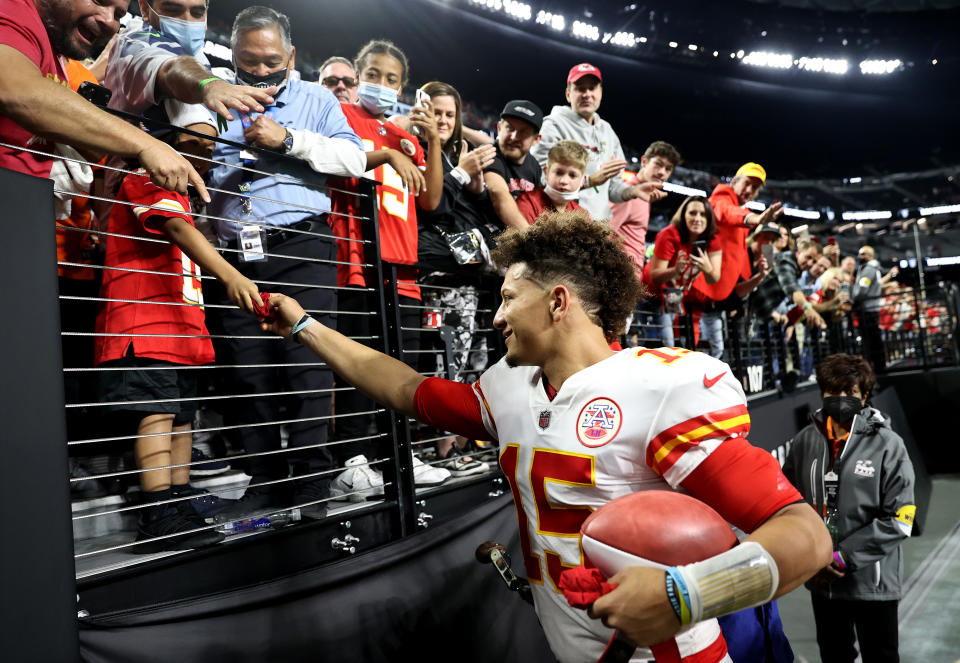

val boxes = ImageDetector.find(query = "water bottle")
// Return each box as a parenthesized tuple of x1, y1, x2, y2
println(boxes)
(216, 509, 301, 535)
(824, 506, 840, 548)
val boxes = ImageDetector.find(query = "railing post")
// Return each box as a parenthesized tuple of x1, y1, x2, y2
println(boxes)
(0, 168, 80, 662)
(357, 181, 416, 536)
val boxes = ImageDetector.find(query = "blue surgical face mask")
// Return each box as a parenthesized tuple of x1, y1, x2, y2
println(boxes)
(149, 5, 207, 56)
(357, 81, 398, 115)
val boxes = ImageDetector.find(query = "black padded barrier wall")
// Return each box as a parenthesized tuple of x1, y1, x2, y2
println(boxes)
(0, 168, 80, 662)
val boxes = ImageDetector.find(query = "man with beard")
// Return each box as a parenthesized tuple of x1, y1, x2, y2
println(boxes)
(0, 0, 205, 196)
(482, 99, 544, 230)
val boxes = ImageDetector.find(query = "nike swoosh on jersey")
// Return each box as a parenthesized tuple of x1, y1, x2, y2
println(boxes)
(703, 372, 727, 388)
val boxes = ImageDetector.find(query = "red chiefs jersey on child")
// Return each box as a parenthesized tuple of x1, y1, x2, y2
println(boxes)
(95, 172, 214, 366)
(329, 103, 426, 299)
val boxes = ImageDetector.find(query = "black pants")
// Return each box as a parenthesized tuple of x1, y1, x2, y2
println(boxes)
(857, 309, 886, 372)
(811, 593, 899, 663)
(211, 220, 336, 487)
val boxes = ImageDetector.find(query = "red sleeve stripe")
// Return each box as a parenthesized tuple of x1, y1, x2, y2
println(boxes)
(472, 381, 497, 434)
(647, 404, 751, 476)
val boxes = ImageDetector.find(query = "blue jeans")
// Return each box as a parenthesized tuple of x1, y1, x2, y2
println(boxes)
(699, 311, 724, 359)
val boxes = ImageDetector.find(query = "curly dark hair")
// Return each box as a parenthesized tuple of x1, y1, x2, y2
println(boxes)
(491, 211, 645, 341)
(816, 353, 876, 399)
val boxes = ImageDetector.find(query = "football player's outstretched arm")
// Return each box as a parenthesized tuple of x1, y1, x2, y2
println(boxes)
(262, 293, 425, 417)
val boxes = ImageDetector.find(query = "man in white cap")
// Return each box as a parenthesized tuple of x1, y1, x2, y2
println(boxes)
(531, 62, 663, 221)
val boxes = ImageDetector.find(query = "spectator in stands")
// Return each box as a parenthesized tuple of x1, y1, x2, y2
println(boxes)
(610, 141, 682, 280)
(531, 63, 664, 221)
(841, 255, 857, 279)
(774, 224, 794, 253)
(318, 55, 358, 103)
(783, 353, 915, 663)
(852, 245, 886, 371)
(106, 0, 277, 123)
(482, 100, 544, 230)
(0, 0, 206, 197)
(95, 112, 263, 552)
(751, 238, 827, 330)
(696, 163, 784, 303)
(641, 196, 721, 349)
(326, 39, 452, 492)
(694, 163, 784, 360)
(206, 6, 365, 521)
(516, 140, 588, 224)
(413, 81, 498, 276)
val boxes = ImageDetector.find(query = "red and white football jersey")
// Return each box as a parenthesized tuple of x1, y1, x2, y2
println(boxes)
(95, 172, 214, 366)
(329, 103, 426, 299)
(473, 347, 747, 663)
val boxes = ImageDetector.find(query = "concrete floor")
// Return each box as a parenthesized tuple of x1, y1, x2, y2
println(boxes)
(778, 474, 960, 663)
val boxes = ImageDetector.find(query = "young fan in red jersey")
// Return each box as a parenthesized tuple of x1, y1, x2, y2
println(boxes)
(327, 40, 444, 483)
(258, 211, 832, 663)
(515, 140, 587, 224)
(95, 115, 264, 553)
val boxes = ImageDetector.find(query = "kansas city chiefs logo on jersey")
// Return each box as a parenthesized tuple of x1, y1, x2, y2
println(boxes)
(400, 138, 417, 157)
(576, 397, 622, 447)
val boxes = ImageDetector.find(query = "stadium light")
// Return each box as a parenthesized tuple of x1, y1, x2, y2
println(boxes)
(790, 224, 809, 234)
(638, 36, 647, 43)
(841, 210, 892, 221)
(572, 20, 600, 41)
(535, 9, 565, 31)
(797, 57, 848, 74)
(609, 31, 636, 48)
(860, 59, 901, 75)
(668, 41, 678, 48)
(687, 44, 698, 51)
(919, 203, 960, 215)
(662, 182, 707, 197)
(743, 51, 793, 69)
(783, 208, 821, 220)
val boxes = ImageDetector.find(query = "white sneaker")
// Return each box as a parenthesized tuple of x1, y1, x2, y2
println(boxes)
(412, 456, 451, 486)
(330, 455, 384, 503)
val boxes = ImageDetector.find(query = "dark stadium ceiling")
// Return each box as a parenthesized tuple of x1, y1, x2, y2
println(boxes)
(744, 0, 960, 10)
(205, 0, 960, 179)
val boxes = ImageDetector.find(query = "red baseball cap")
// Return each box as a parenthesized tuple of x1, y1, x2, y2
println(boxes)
(567, 62, 602, 84)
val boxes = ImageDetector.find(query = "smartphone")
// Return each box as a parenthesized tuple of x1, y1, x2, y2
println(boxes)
(827, 236, 837, 246)
(761, 243, 775, 266)
(77, 81, 112, 108)
(409, 89, 431, 137)
(691, 239, 709, 256)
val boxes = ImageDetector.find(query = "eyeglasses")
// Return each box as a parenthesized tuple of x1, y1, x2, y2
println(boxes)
(321, 76, 358, 88)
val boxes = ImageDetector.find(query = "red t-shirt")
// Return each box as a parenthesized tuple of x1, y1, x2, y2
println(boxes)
(0, 0, 69, 178)
(641, 223, 721, 299)
(329, 103, 426, 300)
(515, 187, 584, 225)
(95, 172, 214, 366)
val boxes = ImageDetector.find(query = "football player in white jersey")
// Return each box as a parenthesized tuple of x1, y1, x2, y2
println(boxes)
(259, 211, 832, 663)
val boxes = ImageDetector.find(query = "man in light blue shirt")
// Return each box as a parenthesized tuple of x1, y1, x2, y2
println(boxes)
(209, 6, 364, 523)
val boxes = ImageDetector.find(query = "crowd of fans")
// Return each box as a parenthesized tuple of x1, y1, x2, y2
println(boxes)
(0, 0, 950, 555)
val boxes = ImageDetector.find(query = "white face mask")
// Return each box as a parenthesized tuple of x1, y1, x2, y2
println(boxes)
(544, 180, 582, 203)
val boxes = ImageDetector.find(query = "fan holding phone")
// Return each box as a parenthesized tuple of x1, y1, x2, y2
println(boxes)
(641, 197, 723, 347)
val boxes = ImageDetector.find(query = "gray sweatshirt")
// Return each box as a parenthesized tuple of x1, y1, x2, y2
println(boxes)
(530, 105, 626, 221)
(782, 406, 916, 601)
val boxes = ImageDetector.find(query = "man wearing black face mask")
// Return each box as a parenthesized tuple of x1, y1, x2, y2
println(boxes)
(783, 353, 915, 663)
(205, 6, 364, 523)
